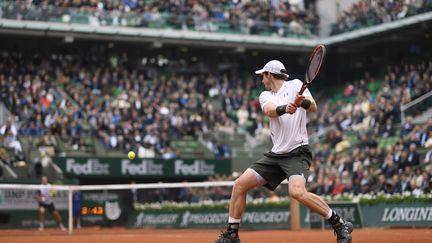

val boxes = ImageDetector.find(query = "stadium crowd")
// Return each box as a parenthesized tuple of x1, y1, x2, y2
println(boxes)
(331, 0, 432, 35)
(3, 1, 432, 37)
(0, 0, 319, 37)
(0, 46, 431, 200)
(296, 59, 432, 197)
(0, 50, 255, 163)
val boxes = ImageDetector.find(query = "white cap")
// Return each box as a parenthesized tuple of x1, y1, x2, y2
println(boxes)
(255, 60, 286, 75)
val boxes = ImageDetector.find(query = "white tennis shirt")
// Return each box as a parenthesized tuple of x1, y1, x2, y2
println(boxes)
(259, 79, 312, 154)
(38, 184, 54, 204)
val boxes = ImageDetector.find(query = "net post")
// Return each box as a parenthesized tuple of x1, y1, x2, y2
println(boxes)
(68, 187, 73, 235)
(290, 198, 300, 230)
(321, 216, 325, 230)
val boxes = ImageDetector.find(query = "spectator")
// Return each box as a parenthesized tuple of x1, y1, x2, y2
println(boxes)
(331, 177, 345, 195)
(0, 120, 23, 156)
(380, 118, 395, 138)
(424, 141, 432, 165)
(161, 147, 177, 160)
(382, 155, 398, 178)
(72, 190, 82, 229)
(407, 143, 420, 167)
(236, 104, 249, 133)
(401, 116, 415, 136)
(138, 143, 156, 158)
(34, 160, 43, 177)
(400, 174, 411, 192)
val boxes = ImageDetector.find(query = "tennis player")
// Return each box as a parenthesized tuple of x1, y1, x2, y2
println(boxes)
(34, 176, 66, 231)
(214, 60, 353, 243)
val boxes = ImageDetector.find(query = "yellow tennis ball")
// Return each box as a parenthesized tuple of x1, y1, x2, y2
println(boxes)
(128, 151, 136, 160)
(49, 189, 57, 197)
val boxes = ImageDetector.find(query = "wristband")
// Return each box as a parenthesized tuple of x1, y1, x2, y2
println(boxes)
(276, 105, 287, 116)
(301, 99, 311, 110)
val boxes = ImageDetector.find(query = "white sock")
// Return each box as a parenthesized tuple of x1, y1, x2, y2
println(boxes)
(228, 216, 241, 224)
(39, 222, 44, 228)
(325, 209, 332, 220)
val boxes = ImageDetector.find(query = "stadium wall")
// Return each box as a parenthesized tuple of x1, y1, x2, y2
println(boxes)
(1, 200, 431, 229)
(126, 202, 432, 229)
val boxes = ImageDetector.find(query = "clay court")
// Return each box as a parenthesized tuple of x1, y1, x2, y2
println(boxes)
(1, 227, 431, 243)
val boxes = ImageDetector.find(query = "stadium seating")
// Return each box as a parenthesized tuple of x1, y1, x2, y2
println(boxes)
(0, 0, 319, 38)
(1, 1, 430, 38)
(0, 44, 430, 197)
(331, 0, 432, 35)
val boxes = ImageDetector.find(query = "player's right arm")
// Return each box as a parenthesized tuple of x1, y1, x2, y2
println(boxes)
(260, 92, 277, 117)
(260, 91, 296, 117)
(262, 102, 279, 117)
(262, 102, 297, 117)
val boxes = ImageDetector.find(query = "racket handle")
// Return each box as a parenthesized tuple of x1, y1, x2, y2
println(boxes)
(299, 84, 307, 95)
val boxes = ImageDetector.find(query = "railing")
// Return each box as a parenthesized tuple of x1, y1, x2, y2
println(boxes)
(0, 102, 10, 127)
(0, 160, 18, 179)
(400, 90, 432, 124)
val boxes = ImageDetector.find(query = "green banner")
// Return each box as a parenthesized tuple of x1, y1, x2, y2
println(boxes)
(53, 157, 231, 179)
(0, 210, 68, 229)
(301, 202, 363, 229)
(361, 203, 432, 227)
(128, 206, 291, 229)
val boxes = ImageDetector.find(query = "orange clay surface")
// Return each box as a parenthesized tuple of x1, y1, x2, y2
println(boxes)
(1, 227, 431, 243)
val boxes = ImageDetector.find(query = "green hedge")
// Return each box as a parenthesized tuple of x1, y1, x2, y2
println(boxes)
(134, 193, 432, 211)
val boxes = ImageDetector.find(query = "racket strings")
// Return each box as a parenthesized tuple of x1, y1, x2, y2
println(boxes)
(308, 50, 324, 78)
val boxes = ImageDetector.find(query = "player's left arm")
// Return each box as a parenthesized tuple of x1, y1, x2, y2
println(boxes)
(294, 94, 317, 113)
(291, 80, 317, 113)
(304, 95, 317, 112)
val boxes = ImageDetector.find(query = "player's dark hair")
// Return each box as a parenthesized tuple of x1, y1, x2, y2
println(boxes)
(270, 69, 289, 81)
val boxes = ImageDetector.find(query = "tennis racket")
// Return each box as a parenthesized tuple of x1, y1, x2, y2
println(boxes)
(299, 44, 326, 95)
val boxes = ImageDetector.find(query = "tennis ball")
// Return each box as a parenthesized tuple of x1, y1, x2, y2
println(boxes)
(128, 151, 136, 160)
(49, 189, 57, 197)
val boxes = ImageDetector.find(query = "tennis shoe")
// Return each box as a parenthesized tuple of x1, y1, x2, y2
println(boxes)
(333, 221, 353, 243)
(213, 231, 241, 243)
